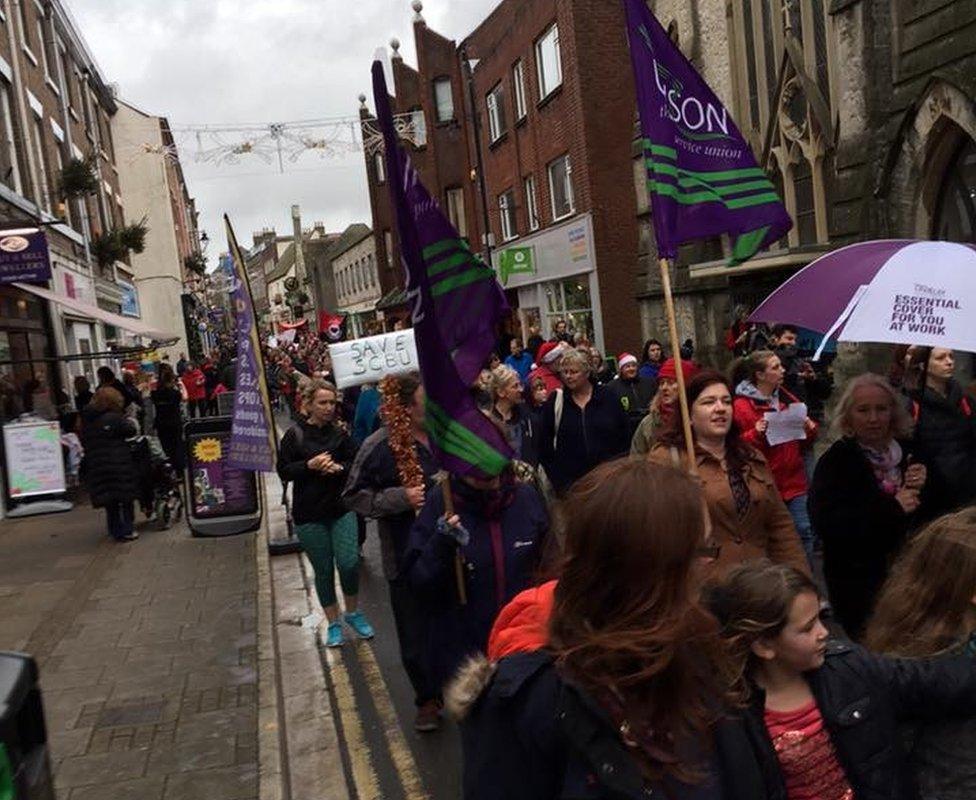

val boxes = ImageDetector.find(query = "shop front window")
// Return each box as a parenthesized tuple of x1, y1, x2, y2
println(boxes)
(542, 276, 593, 345)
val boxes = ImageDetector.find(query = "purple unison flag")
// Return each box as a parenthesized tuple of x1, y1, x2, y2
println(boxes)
(225, 216, 277, 472)
(623, 0, 792, 264)
(371, 60, 513, 478)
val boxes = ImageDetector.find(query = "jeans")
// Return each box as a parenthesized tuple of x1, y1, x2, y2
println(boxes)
(106, 501, 135, 540)
(295, 513, 359, 608)
(786, 494, 815, 567)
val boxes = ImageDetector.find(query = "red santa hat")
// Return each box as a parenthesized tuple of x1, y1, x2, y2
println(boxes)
(617, 352, 637, 369)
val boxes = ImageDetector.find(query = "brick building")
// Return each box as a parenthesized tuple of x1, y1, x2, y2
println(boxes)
(0, 0, 133, 424)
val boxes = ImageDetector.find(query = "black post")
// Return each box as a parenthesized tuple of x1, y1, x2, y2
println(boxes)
(460, 48, 493, 267)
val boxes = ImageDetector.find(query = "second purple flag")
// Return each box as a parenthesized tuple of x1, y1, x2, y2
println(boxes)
(623, 0, 793, 264)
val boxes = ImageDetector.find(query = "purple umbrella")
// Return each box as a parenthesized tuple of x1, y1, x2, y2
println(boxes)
(750, 240, 976, 357)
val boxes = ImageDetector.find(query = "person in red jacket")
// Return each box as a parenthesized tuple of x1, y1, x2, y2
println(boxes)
(180, 362, 207, 418)
(525, 341, 566, 398)
(733, 349, 818, 565)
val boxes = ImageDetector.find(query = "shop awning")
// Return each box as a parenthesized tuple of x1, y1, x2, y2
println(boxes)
(13, 281, 179, 342)
(375, 286, 407, 311)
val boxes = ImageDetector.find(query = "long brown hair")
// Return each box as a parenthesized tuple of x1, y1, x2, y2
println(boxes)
(705, 560, 819, 673)
(548, 458, 743, 783)
(657, 370, 754, 474)
(866, 508, 976, 657)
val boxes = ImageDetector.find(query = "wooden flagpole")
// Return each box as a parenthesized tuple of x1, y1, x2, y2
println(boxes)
(440, 475, 468, 606)
(658, 257, 697, 471)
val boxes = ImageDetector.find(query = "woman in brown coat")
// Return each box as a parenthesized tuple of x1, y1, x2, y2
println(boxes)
(648, 370, 808, 578)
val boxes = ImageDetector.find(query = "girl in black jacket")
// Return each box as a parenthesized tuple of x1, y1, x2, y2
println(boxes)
(708, 560, 976, 800)
(276, 378, 370, 648)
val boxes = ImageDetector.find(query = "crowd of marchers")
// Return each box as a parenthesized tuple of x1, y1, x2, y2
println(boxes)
(267, 311, 976, 799)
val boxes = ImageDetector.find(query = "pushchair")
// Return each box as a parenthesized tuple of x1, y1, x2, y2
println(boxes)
(130, 435, 184, 530)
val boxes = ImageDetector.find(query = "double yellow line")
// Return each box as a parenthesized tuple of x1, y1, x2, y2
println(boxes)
(301, 554, 430, 800)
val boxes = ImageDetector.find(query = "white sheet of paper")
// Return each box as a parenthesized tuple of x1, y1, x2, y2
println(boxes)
(764, 402, 808, 446)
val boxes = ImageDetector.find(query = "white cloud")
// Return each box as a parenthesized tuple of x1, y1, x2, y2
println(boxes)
(69, 0, 496, 273)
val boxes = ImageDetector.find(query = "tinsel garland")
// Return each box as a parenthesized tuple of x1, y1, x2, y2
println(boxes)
(378, 375, 424, 489)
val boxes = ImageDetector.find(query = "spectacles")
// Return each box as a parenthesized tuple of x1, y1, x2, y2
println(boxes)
(695, 542, 721, 560)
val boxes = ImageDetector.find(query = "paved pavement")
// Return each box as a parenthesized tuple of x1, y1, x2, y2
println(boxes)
(0, 501, 259, 800)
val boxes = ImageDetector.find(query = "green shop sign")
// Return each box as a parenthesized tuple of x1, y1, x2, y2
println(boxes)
(498, 247, 534, 285)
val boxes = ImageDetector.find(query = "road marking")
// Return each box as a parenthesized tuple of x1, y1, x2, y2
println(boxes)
(300, 554, 382, 800)
(354, 639, 431, 800)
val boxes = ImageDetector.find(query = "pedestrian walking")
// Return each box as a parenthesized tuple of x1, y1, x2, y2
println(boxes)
(637, 338, 666, 380)
(707, 559, 976, 800)
(80, 387, 139, 542)
(203, 359, 219, 416)
(402, 468, 548, 697)
(489, 365, 538, 465)
(342, 376, 441, 731)
(733, 349, 818, 564)
(450, 459, 755, 800)
(866, 507, 976, 800)
(649, 370, 809, 577)
(180, 362, 207, 418)
(537, 348, 630, 495)
(277, 378, 372, 647)
(150, 364, 187, 477)
(809, 373, 926, 640)
(904, 347, 976, 518)
(606, 351, 656, 436)
(630, 357, 696, 456)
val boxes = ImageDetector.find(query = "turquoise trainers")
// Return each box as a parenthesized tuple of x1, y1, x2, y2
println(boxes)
(344, 611, 375, 640)
(325, 621, 344, 648)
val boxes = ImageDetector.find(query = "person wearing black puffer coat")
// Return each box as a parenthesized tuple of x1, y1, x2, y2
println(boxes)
(905, 347, 976, 519)
(81, 387, 139, 542)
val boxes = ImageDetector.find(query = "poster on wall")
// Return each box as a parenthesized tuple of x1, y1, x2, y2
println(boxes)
(2, 421, 65, 498)
(0, 228, 52, 284)
(185, 428, 259, 519)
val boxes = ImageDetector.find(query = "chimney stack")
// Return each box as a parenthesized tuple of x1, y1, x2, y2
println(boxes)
(291, 205, 306, 285)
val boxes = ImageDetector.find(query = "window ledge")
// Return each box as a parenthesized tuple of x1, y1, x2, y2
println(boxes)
(45, 76, 60, 97)
(502, 234, 519, 243)
(488, 131, 509, 150)
(21, 46, 38, 67)
(69, 107, 80, 122)
(515, 114, 528, 128)
(434, 118, 456, 128)
(551, 210, 576, 224)
(536, 83, 563, 110)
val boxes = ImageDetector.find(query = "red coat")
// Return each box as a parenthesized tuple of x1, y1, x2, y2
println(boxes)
(733, 388, 817, 502)
(181, 368, 207, 401)
(526, 365, 562, 397)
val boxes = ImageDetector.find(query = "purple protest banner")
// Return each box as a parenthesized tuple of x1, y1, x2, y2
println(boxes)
(372, 60, 513, 478)
(225, 216, 276, 472)
(0, 228, 52, 284)
(623, 0, 792, 264)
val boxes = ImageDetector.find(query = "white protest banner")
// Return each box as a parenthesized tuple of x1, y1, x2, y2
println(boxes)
(3, 420, 66, 498)
(329, 329, 419, 389)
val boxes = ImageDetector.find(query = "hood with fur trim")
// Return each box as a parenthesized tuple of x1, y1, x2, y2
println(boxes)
(445, 580, 557, 721)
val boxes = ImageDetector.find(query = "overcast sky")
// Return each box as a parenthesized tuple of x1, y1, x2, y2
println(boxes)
(69, 0, 497, 268)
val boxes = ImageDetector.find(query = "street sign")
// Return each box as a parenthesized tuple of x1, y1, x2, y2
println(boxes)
(0, 228, 52, 284)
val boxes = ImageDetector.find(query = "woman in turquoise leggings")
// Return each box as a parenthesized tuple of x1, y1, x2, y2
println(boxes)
(277, 378, 374, 647)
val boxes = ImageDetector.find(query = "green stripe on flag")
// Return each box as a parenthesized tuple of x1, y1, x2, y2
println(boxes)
(427, 250, 471, 277)
(645, 159, 769, 185)
(430, 267, 493, 298)
(651, 181, 782, 209)
(730, 226, 771, 265)
(426, 399, 510, 474)
(422, 239, 459, 260)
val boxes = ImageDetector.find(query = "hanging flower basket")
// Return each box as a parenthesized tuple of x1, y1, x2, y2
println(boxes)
(184, 252, 207, 275)
(117, 217, 149, 254)
(89, 231, 127, 268)
(58, 157, 99, 198)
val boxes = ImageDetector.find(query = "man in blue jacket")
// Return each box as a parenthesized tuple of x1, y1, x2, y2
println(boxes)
(504, 338, 534, 383)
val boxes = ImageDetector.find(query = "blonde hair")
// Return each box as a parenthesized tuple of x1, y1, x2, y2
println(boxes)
(489, 364, 520, 398)
(559, 348, 591, 375)
(90, 386, 125, 413)
(866, 508, 976, 657)
(829, 372, 913, 441)
(300, 377, 338, 408)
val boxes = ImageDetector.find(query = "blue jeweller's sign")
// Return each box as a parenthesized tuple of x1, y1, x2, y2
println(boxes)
(0, 228, 52, 284)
